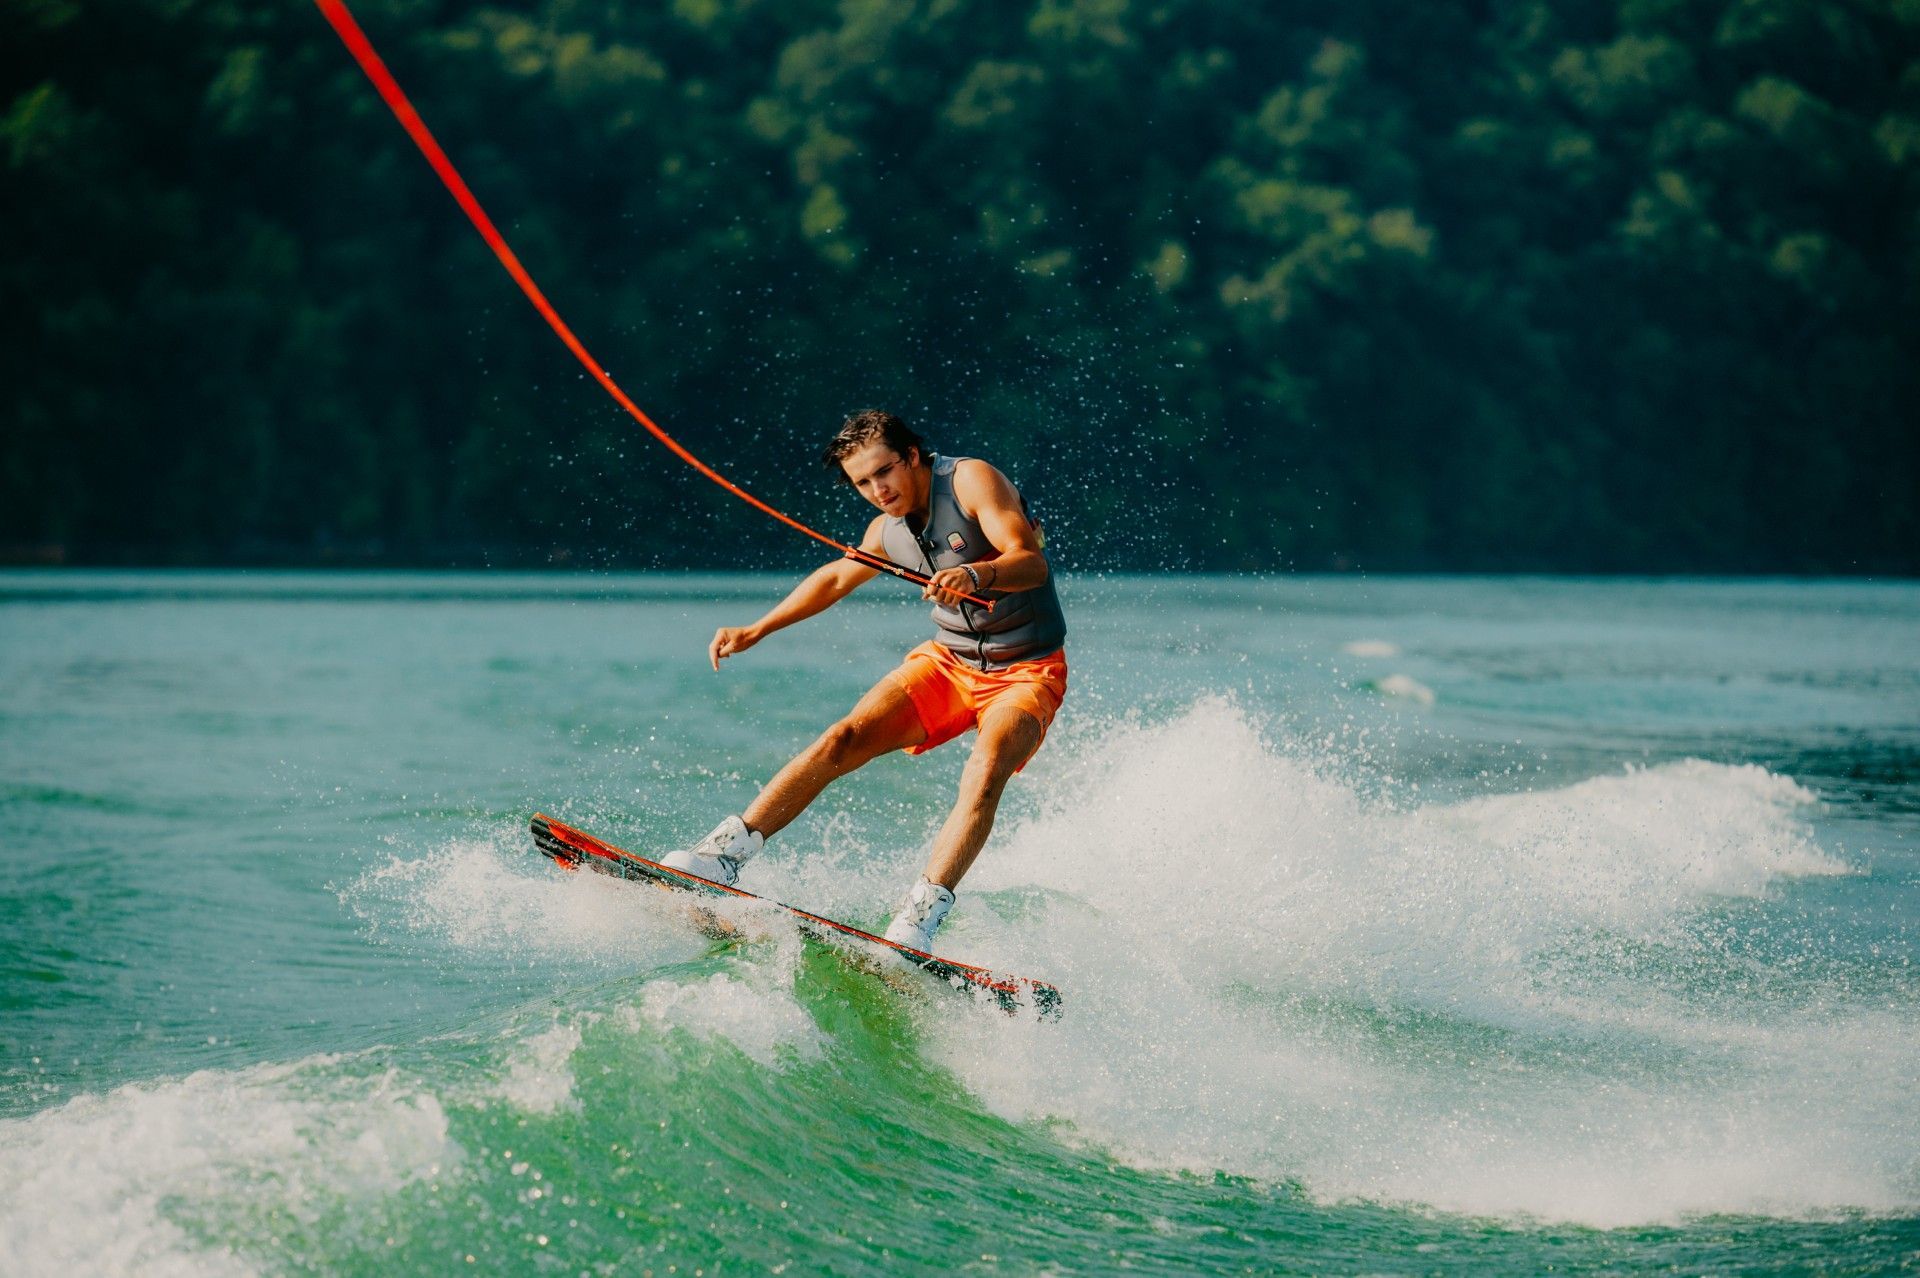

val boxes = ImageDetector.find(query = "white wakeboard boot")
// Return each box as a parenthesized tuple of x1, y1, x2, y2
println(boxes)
(883, 879, 956, 953)
(659, 815, 761, 887)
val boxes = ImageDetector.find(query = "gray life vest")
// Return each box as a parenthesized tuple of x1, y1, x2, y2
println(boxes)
(877, 455, 1067, 670)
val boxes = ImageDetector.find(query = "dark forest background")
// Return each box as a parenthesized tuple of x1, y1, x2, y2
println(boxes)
(4, 0, 1916, 572)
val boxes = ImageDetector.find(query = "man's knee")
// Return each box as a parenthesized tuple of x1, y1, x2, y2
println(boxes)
(958, 755, 1011, 802)
(815, 714, 898, 768)
(813, 718, 864, 767)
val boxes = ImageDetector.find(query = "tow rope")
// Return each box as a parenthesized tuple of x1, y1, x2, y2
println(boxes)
(313, 0, 988, 607)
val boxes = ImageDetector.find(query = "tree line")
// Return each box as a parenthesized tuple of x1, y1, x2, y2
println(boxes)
(4, 0, 1915, 572)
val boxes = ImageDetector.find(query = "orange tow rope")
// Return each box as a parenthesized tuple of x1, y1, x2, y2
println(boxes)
(313, 0, 988, 607)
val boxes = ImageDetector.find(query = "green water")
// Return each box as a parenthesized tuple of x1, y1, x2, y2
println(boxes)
(1, 572, 1916, 1275)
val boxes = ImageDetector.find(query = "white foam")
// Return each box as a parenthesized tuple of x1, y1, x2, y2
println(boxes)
(351, 834, 837, 1073)
(0, 1059, 454, 1278)
(345, 833, 707, 970)
(1341, 639, 1401, 658)
(619, 970, 825, 1067)
(1368, 673, 1435, 706)
(1435, 758, 1836, 923)
(931, 698, 1911, 1226)
(491, 1021, 586, 1115)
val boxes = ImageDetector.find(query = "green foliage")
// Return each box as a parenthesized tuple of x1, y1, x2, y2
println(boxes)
(0, 0, 1913, 570)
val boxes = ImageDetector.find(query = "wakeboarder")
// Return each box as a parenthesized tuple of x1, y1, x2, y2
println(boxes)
(662, 410, 1068, 952)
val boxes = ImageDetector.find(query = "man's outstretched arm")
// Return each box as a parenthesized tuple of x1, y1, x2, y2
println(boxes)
(709, 517, 886, 669)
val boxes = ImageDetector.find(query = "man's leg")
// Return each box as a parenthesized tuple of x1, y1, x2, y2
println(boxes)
(920, 705, 1045, 891)
(742, 676, 927, 839)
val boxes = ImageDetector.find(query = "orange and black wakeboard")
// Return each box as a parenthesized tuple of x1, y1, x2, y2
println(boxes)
(529, 813, 1061, 1019)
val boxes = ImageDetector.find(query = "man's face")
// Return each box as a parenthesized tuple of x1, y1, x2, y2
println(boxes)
(841, 441, 921, 516)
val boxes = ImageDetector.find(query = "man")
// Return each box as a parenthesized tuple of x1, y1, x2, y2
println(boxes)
(661, 409, 1068, 953)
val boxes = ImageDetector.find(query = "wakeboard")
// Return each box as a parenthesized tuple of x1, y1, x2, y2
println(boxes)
(529, 813, 1061, 1019)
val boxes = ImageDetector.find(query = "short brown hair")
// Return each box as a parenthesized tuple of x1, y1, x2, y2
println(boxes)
(823, 410, 927, 484)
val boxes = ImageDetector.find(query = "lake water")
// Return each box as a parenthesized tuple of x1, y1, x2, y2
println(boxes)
(2, 571, 1916, 1274)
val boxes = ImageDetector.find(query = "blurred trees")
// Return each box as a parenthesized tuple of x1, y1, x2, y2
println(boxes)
(2, 0, 1913, 571)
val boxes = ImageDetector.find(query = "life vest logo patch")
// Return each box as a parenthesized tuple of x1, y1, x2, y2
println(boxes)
(946, 531, 968, 553)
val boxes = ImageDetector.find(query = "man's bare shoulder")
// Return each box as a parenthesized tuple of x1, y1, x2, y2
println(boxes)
(857, 511, 890, 553)
(951, 457, 1019, 510)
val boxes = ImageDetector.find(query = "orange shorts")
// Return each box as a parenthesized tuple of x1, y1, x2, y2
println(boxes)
(888, 641, 1068, 765)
